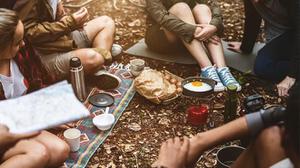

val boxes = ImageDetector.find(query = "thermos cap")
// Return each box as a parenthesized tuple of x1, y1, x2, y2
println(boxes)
(70, 57, 81, 68)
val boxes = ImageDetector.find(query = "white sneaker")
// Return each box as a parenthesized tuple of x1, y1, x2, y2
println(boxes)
(217, 67, 242, 91)
(111, 44, 123, 57)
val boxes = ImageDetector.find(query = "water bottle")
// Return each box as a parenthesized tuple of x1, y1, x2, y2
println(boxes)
(224, 85, 238, 123)
(70, 57, 87, 101)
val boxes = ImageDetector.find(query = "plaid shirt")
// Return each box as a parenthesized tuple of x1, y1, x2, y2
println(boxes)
(0, 44, 55, 100)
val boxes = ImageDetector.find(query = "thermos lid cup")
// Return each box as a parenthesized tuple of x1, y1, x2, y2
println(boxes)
(89, 93, 114, 107)
(70, 57, 81, 68)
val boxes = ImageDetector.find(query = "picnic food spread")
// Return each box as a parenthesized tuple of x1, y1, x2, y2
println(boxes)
(134, 69, 182, 104)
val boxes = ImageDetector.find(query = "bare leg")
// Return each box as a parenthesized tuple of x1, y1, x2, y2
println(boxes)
(232, 126, 286, 168)
(192, 4, 226, 68)
(232, 143, 256, 168)
(71, 48, 105, 74)
(1, 140, 50, 168)
(84, 16, 115, 51)
(165, 2, 212, 68)
(34, 131, 70, 168)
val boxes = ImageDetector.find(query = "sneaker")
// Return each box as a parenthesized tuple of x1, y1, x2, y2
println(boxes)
(217, 67, 242, 91)
(92, 70, 121, 90)
(201, 66, 225, 92)
(111, 44, 123, 57)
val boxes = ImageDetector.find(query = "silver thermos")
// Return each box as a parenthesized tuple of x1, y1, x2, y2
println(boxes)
(70, 57, 87, 101)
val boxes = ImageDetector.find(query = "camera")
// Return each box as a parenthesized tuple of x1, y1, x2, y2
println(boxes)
(244, 94, 286, 126)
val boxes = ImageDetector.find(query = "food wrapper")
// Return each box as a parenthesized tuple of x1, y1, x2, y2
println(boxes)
(134, 69, 182, 104)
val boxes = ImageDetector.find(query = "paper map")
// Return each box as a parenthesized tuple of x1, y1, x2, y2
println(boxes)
(0, 81, 90, 134)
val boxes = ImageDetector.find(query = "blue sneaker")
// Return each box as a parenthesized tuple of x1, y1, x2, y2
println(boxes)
(201, 66, 225, 92)
(217, 67, 242, 91)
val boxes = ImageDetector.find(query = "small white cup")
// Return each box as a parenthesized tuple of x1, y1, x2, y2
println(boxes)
(63, 128, 81, 152)
(130, 59, 145, 76)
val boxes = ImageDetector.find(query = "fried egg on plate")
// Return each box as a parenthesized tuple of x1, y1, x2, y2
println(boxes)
(183, 81, 212, 92)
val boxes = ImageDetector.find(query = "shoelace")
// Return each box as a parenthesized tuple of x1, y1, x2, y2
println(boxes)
(206, 68, 221, 82)
(219, 69, 237, 85)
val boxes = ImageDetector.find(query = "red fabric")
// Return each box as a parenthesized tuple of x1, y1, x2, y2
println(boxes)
(15, 44, 55, 92)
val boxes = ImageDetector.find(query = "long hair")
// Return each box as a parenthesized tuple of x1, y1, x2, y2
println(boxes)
(0, 8, 19, 52)
(285, 83, 300, 155)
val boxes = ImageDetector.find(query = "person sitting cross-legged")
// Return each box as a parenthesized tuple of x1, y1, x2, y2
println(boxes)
(14, 0, 122, 88)
(0, 8, 70, 168)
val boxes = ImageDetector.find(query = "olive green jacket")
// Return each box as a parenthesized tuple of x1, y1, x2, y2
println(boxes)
(14, 0, 79, 55)
(146, 0, 224, 43)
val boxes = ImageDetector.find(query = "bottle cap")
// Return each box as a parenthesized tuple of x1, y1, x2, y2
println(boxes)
(70, 57, 81, 68)
(227, 84, 237, 92)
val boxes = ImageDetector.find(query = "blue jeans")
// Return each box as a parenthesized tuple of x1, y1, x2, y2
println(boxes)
(254, 32, 293, 83)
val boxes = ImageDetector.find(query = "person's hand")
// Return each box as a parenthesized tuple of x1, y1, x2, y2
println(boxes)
(227, 41, 242, 53)
(0, 124, 40, 155)
(194, 24, 217, 41)
(72, 7, 89, 28)
(277, 76, 296, 97)
(207, 35, 221, 45)
(152, 137, 190, 168)
(194, 26, 202, 38)
(55, 122, 77, 130)
(56, 1, 66, 20)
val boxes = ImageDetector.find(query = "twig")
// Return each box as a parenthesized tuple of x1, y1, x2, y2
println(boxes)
(63, 0, 94, 8)
(112, 0, 120, 10)
(134, 152, 139, 168)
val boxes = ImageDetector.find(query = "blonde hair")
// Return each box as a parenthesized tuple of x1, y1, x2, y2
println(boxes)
(0, 8, 19, 51)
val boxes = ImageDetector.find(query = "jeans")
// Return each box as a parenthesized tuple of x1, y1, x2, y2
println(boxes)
(254, 32, 293, 83)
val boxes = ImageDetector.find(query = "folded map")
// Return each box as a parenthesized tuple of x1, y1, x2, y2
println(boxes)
(0, 81, 90, 134)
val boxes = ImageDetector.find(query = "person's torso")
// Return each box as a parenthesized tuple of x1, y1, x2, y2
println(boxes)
(0, 60, 28, 99)
(251, 0, 290, 41)
(14, 0, 75, 55)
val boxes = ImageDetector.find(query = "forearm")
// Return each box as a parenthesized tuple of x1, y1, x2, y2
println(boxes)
(26, 15, 78, 44)
(196, 117, 249, 151)
(240, 0, 261, 54)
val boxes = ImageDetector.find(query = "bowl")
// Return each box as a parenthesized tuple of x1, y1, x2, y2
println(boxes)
(216, 146, 245, 168)
(92, 114, 115, 131)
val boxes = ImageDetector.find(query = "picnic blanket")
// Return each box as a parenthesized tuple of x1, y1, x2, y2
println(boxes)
(125, 38, 265, 73)
(64, 68, 136, 168)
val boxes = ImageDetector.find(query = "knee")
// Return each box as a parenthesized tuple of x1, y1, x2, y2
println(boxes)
(29, 142, 50, 165)
(254, 51, 269, 76)
(53, 140, 70, 162)
(84, 49, 105, 69)
(170, 2, 191, 15)
(194, 4, 211, 14)
(100, 15, 115, 29)
(254, 126, 282, 149)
